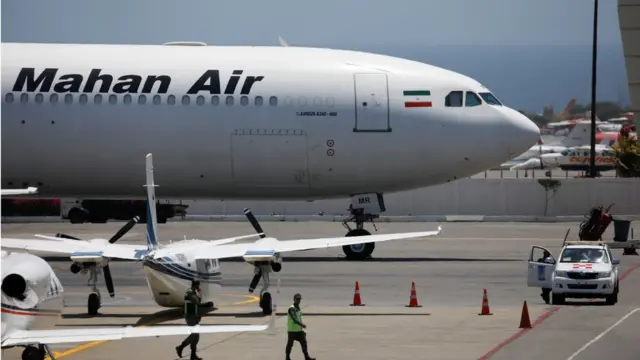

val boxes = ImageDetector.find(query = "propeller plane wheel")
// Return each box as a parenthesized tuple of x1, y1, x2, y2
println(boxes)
(21, 345, 45, 360)
(88, 292, 101, 315)
(342, 229, 374, 260)
(260, 292, 272, 316)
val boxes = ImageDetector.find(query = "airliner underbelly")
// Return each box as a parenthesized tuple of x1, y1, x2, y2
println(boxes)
(1, 99, 432, 199)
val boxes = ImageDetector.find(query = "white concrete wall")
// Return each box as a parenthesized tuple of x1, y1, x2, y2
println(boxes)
(619, 0, 640, 130)
(181, 178, 640, 216)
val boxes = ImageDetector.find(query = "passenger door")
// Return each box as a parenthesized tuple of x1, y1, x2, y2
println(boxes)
(353, 73, 390, 132)
(527, 246, 555, 288)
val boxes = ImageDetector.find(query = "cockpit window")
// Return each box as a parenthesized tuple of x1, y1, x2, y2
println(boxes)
(465, 92, 482, 107)
(479, 92, 502, 106)
(445, 91, 463, 107)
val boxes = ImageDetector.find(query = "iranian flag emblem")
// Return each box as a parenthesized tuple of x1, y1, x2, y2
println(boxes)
(403, 90, 432, 108)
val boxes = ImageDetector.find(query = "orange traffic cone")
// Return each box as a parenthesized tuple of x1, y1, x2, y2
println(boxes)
(519, 301, 532, 328)
(350, 281, 365, 306)
(478, 288, 493, 315)
(406, 282, 422, 307)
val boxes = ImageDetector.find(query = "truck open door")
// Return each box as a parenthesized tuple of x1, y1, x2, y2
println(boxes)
(527, 246, 555, 288)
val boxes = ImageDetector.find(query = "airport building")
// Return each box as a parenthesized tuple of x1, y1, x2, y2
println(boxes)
(619, 0, 640, 130)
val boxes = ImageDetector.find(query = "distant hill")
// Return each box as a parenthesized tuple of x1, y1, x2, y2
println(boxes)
(338, 43, 629, 113)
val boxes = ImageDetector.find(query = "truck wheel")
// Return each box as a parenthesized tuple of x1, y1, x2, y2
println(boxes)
(68, 209, 87, 224)
(551, 293, 565, 305)
(157, 217, 167, 224)
(605, 285, 619, 305)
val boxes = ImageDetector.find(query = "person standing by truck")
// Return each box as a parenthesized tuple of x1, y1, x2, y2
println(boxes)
(537, 250, 552, 304)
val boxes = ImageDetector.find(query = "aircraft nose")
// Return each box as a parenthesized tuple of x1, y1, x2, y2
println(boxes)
(502, 107, 540, 156)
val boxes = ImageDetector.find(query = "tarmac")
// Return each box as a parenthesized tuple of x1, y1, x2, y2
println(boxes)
(1, 221, 639, 360)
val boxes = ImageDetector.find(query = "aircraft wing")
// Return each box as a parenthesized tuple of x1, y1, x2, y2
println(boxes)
(1, 187, 38, 196)
(1, 324, 268, 347)
(192, 226, 442, 260)
(0, 238, 149, 261)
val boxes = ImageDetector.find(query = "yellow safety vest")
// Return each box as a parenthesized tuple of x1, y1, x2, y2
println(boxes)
(287, 305, 303, 332)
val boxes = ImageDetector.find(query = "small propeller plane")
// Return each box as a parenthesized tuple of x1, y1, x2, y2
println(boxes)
(0, 250, 269, 360)
(1, 153, 442, 317)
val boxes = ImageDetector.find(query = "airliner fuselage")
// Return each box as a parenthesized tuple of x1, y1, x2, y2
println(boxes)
(1, 42, 539, 200)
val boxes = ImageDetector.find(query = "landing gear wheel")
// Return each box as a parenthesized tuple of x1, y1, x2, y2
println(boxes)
(68, 209, 86, 224)
(88, 292, 101, 315)
(551, 293, 565, 305)
(260, 292, 272, 315)
(22, 346, 44, 360)
(342, 229, 374, 260)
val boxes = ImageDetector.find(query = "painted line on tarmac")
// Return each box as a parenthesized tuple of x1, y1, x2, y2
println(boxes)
(565, 307, 640, 360)
(45, 293, 259, 360)
(478, 262, 640, 360)
(477, 306, 561, 360)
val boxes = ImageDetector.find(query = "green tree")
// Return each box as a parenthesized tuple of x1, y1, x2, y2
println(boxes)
(518, 110, 550, 128)
(569, 103, 588, 117)
(612, 133, 640, 177)
(538, 179, 562, 216)
(585, 101, 624, 121)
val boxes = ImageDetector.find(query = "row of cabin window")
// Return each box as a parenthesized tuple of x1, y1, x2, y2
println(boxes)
(445, 91, 482, 107)
(4, 92, 279, 107)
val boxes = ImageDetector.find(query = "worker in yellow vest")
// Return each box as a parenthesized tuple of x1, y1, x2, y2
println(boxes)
(285, 293, 315, 360)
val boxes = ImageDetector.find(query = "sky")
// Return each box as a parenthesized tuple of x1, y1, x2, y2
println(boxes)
(1, 0, 624, 46)
(0, 0, 630, 112)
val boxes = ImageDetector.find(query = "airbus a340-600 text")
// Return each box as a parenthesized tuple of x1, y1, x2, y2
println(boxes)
(11, 68, 265, 95)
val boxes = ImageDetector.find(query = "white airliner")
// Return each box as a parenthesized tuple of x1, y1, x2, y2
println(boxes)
(0, 251, 269, 360)
(1, 41, 538, 246)
(1, 154, 442, 317)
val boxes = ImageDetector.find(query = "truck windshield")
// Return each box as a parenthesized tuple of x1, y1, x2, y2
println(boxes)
(560, 248, 609, 263)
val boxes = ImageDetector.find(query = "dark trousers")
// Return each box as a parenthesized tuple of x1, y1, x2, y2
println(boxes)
(286, 331, 310, 359)
(541, 288, 551, 304)
(179, 317, 200, 354)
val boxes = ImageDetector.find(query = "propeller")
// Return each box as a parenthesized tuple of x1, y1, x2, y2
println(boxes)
(54, 216, 139, 244)
(56, 216, 140, 298)
(103, 264, 115, 297)
(243, 208, 266, 293)
(243, 208, 266, 239)
(107, 217, 139, 243)
(54, 233, 82, 240)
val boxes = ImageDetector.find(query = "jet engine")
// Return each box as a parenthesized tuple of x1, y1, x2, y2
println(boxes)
(2, 273, 27, 301)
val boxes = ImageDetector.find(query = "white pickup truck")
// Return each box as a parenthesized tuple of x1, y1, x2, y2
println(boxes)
(527, 241, 620, 305)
